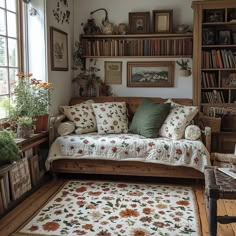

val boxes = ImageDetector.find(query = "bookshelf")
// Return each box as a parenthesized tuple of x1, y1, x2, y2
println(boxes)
(80, 33, 193, 58)
(192, 1, 236, 111)
(0, 132, 49, 218)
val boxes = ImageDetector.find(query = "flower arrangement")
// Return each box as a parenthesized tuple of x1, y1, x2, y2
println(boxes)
(10, 73, 53, 119)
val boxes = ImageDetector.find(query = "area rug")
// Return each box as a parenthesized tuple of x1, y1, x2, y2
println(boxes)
(14, 181, 202, 236)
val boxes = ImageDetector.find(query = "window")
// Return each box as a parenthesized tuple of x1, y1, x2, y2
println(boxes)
(0, 0, 22, 119)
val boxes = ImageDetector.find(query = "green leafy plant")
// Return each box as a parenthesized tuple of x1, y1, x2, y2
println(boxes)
(10, 73, 53, 119)
(0, 130, 21, 164)
(176, 59, 191, 70)
(17, 116, 33, 128)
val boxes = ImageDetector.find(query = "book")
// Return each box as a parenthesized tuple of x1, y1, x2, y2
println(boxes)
(218, 168, 236, 179)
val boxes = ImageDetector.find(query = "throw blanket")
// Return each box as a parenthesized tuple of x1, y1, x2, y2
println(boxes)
(47, 133, 210, 172)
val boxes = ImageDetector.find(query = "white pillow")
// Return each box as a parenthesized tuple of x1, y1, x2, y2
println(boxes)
(60, 101, 97, 134)
(184, 125, 201, 140)
(57, 121, 75, 136)
(159, 99, 198, 140)
(92, 102, 128, 134)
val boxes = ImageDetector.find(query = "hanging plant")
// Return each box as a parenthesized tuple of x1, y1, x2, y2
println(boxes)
(176, 59, 192, 77)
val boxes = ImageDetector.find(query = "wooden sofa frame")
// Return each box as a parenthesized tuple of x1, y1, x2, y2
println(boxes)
(49, 97, 212, 179)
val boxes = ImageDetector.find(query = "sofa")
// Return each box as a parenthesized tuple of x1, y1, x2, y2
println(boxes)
(47, 96, 211, 179)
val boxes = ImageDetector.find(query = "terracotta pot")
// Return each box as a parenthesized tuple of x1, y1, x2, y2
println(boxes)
(179, 69, 191, 77)
(35, 114, 49, 133)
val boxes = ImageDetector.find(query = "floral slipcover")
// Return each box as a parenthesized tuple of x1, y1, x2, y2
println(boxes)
(47, 133, 210, 173)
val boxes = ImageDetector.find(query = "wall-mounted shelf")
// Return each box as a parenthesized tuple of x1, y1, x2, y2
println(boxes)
(80, 33, 193, 58)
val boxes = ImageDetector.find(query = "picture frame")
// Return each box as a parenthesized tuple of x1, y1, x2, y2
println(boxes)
(217, 30, 232, 45)
(127, 61, 174, 87)
(152, 10, 173, 33)
(104, 61, 122, 84)
(50, 27, 68, 71)
(129, 12, 150, 34)
(202, 28, 216, 45)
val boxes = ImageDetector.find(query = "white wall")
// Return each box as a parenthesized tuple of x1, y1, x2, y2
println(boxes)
(74, 0, 194, 98)
(46, 0, 74, 115)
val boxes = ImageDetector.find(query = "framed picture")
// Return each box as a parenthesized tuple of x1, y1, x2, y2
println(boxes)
(50, 27, 68, 71)
(202, 28, 216, 45)
(152, 10, 173, 33)
(105, 61, 122, 84)
(129, 12, 150, 34)
(217, 30, 232, 45)
(127, 61, 174, 87)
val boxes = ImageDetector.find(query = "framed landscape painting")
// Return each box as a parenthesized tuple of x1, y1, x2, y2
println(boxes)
(50, 27, 68, 71)
(127, 61, 174, 87)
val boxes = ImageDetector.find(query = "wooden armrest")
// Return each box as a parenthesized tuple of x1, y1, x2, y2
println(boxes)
(49, 114, 66, 145)
(202, 126, 211, 153)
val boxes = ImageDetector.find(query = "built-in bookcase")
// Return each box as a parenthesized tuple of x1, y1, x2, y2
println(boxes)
(192, 1, 236, 110)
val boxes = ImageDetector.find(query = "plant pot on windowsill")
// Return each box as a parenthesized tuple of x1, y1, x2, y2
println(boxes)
(34, 114, 49, 133)
(16, 116, 33, 139)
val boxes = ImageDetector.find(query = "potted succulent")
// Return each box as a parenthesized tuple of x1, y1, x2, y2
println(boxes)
(0, 130, 21, 165)
(176, 59, 192, 77)
(16, 116, 33, 138)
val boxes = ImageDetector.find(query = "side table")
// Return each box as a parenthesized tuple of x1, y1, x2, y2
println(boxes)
(205, 166, 236, 236)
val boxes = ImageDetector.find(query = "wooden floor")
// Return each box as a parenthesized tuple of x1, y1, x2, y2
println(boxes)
(0, 176, 236, 236)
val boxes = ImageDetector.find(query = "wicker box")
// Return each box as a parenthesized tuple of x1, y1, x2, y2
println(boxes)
(199, 115, 221, 133)
(211, 152, 236, 168)
(9, 158, 31, 200)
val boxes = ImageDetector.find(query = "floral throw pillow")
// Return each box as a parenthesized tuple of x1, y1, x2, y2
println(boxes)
(159, 101, 198, 140)
(60, 102, 97, 134)
(92, 102, 128, 134)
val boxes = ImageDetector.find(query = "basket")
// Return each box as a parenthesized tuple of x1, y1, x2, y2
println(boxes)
(198, 115, 221, 133)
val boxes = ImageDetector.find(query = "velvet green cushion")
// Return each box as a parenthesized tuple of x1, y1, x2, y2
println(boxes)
(129, 98, 171, 138)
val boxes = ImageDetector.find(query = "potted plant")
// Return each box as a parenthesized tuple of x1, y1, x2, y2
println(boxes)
(9, 73, 53, 133)
(0, 130, 21, 165)
(176, 59, 192, 77)
(16, 116, 33, 138)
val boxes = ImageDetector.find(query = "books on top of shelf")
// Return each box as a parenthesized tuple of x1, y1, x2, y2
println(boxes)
(218, 167, 236, 179)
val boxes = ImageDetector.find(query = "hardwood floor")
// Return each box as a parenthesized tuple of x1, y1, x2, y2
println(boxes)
(0, 177, 236, 236)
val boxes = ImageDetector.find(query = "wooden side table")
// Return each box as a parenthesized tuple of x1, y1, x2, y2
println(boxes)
(205, 166, 236, 236)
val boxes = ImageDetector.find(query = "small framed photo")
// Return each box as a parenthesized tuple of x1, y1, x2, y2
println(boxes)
(127, 61, 174, 87)
(152, 10, 173, 33)
(202, 28, 216, 45)
(129, 12, 150, 34)
(217, 30, 232, 45)
(50, 27, 68, 71)
(105, 61, 122, 84)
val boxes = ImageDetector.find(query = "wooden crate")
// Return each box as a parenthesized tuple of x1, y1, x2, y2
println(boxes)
(9, 158, 31, 200)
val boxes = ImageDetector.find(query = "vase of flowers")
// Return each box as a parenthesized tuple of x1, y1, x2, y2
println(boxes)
(10, 73, 53, 133)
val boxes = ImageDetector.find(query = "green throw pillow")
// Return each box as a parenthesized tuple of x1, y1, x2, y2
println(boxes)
(129, 98, 171, 138)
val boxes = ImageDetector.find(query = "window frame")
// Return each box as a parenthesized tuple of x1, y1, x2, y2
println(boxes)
(0, 0, 23, 120)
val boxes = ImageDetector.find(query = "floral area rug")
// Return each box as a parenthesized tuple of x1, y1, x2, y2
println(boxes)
(14, 181, 202, 236)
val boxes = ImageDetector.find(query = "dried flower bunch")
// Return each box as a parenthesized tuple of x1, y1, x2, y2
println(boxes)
(10, 73, 53, 119)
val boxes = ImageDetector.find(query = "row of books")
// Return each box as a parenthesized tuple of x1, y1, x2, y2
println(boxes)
(202, 49, 236, 69)
(201, 72, 217, 88)
(81, 38, 193, 57)
(201, 90, 226, 103)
